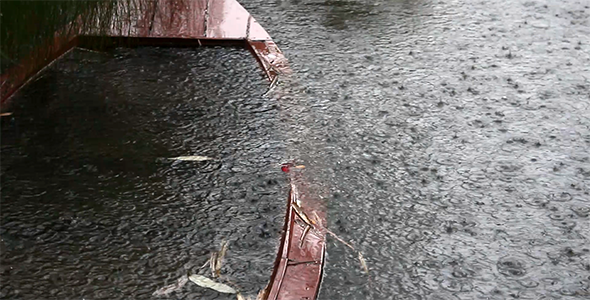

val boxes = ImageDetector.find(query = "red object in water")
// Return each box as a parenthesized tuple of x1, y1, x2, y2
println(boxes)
(281, 163, 292, 173)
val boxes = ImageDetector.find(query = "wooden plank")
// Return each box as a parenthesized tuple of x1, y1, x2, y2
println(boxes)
(0, 1, 285, 105)
(248, 16, 272, 41)
(206, 0, 248, 39)
(82, 0, 156, 37)
(265, 165, 327, 300)
(205, 0, 270, 40)
(150, 0, 207, 38)
(247, 40, 290, 81)
(1, 33, 78, 109)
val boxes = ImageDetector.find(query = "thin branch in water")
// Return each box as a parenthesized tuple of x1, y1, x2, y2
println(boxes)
(323, 222, 370, 277)
(262, 74, 279, 96)
(325, 228, 356, 251)
(210, 240, 228, 278)
(299, 224, 311, 248)
(358, 252, 369, 274)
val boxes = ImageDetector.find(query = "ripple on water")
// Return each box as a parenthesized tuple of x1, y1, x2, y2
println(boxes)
(497, 256, 528, 277)
(517, 278, 540, 288)
(439, 278, 473, 292)
(548, 212, 568, 221)
(425, 293, 460, 300)
(551, 219, 577, 230)
(550, 192, 573, 202)
(570, 206, 590, 218)
(392, 294, 423, 300)
(523, 193, 550, 207)
(404, 228, 426, 242)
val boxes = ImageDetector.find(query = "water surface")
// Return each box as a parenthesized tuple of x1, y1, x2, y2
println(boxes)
(1, 47, 286, 299)
(242, 0, 590, 299)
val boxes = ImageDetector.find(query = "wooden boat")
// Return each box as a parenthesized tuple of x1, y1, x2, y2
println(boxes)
(0, 1, 326, 299)
(0, 0, 289, 105)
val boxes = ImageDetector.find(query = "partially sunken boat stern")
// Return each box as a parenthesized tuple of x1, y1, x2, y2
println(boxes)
(0, 1, 326, 299)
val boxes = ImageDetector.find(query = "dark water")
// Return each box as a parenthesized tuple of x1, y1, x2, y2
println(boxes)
(1, 47, 286, 299)
(242, 0, 590, 299)
(2, 0, 590, 299)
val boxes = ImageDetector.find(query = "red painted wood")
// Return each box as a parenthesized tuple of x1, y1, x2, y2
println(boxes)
(247, 40, 290, 81)
(1, 34, 78, 109)
(84, 0, 157, 37)
(150, 0, 207, 38)
(1, 0, 288, 107)
(265, 164, 326, 300)
(206, 0, 270, 40)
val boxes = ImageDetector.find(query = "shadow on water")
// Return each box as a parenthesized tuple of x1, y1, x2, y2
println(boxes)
(320, 0, 376, 30)
(322, 0, 426, 30)
(1, 47, 287, 299)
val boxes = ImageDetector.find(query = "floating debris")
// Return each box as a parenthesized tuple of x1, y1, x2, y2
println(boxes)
(311, 211, 323, 227)
(76, 47, 106, 54)
(326, 225, 370, 276)
(152, 275, 189, 296)
(155, 240, 235, 296)
(0, 112, 13, 117)
(299, 224, 311, 248)
(210, 240, 228, 278)
(188, 275, 237, 294)
(262, 74, 279, 96)
(292, 200, 314, 227)
(199, 258, 211, 269)
(358, 252, 369, 274)
(281, 163, 291, 172)
(280, 162, 306, 172)
(325, 228, 356, 250)
(168, 155, 214, 161)
(256, 282, 270, 300)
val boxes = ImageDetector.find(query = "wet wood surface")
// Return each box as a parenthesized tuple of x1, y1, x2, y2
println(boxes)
(267, 164, 327, 300)
(1, 0, 286, 105)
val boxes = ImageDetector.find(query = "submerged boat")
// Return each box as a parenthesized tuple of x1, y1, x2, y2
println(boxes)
(0, 1, 326, 299)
